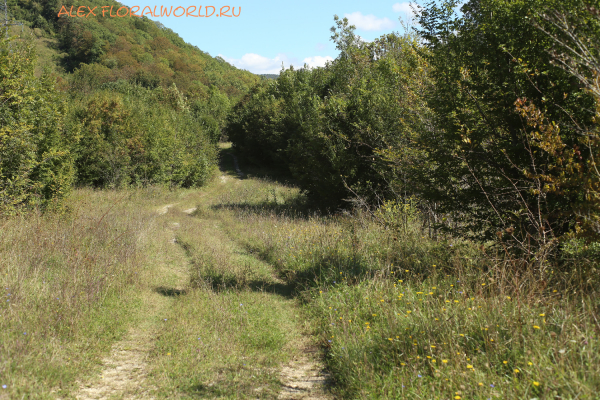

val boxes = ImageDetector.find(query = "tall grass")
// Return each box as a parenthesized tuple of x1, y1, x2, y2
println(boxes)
(212, 173, 600, 399)
(0, 188, 176, 398)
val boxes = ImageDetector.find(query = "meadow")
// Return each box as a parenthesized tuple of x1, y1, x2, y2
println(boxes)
(200, 150, 600, 399)
(0, 146, 598, 399)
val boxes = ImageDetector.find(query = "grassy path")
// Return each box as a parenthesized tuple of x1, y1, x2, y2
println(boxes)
(72, 147, 331, 399)
(5, 145, 598, 398)
(73, 207, 191, 399)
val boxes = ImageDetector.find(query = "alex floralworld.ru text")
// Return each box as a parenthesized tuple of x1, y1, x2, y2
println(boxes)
(57, 5, 240, 18)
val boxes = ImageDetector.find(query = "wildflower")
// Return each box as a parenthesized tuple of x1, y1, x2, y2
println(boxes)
(478, 382, 483, 386)
(455, 396, 461, 399)
(539, 313, 545, 317)
(528, 362, 533, 366)
(503, 361, 508, 364)
(533, 325, 540, 329)
(514, 369, 520, 373)
(442, 360, 448, 363)
(467, 365, 473, 369)
(533, 381, 540, 386)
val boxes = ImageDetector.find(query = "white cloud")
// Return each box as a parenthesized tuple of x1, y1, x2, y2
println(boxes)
(344, 12, 396, 31)
(218, 53, 298, 74)
(393, 2, 415, 14)
(302, 56, 334, 68)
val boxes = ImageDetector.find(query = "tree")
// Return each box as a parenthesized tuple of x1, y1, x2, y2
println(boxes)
(414, 0, 595, 257)
(0, 30, 78, 214)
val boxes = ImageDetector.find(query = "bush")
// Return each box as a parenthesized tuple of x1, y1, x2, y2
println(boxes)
(0, 31, 78, 215)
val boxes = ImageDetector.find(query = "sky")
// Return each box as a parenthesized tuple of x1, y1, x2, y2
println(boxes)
(117, 0, 423, 74)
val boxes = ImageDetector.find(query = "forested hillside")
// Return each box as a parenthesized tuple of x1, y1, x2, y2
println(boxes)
(1, 0, 259, 214)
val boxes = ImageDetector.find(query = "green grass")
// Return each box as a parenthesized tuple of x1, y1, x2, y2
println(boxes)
(0, 186, 192, 398)
(143, 171, 315, 399)
(204, 157, 600, 399)
(2, 145, 598, 399)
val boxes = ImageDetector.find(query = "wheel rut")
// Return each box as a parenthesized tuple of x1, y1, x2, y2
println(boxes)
(74, 153, 333, 399)
(73, 205, 188, 400)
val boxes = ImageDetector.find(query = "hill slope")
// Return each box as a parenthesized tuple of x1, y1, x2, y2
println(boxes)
(9, 0, 258, 101)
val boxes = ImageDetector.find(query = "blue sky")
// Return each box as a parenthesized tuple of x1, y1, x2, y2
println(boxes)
(118, 0, 422, 74)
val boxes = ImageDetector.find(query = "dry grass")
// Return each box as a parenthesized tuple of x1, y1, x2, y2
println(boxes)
(0, 186, 184, 398)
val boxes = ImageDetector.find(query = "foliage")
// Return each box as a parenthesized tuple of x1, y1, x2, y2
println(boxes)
(228, 21, 431, 209)
(412, 0, 596, 256)
(0, 30, 78, 215)
(11, 0, 258, 130)
(228, 5, 600, 261)
(74, 81, 216, 189)
(515, 0, 600, 242)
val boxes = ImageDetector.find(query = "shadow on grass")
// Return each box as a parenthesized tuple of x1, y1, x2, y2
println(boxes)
(217, 147, 240, 177)
(210, 198, 315, 220)
(154, 286, 187, 297)
(191, 273, 295, 298)
(218, 146, 300, 186)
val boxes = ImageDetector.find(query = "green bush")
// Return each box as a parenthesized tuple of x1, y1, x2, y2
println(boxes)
(0, 31, 78, 215)
(73, 81, 216, 189)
